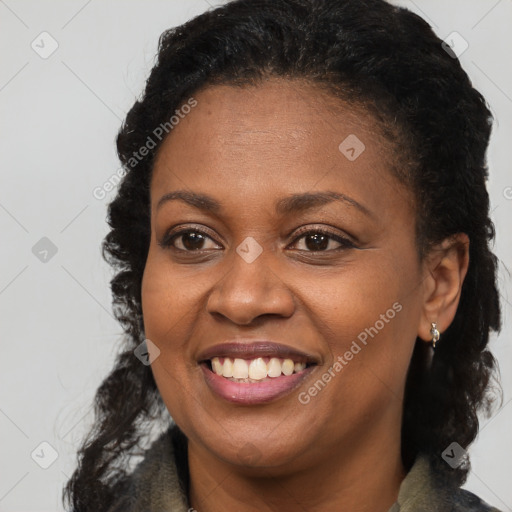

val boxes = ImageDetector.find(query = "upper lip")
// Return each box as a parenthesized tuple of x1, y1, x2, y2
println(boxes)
(197, 341, 320, 364)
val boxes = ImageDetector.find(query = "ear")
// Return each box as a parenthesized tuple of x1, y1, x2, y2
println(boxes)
(417, 233, 470, 343)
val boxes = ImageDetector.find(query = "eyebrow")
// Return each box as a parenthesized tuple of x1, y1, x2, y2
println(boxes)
(156, 190, 372, 218)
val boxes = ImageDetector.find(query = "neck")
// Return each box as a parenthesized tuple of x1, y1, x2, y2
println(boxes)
(187, 430, 406, 512)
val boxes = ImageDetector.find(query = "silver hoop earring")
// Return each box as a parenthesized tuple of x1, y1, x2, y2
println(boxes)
(430, 322, 440, 349)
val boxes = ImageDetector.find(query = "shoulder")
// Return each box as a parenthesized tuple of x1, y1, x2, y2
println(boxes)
(451, 487, 502, 512)
(393, 455, 502, 512)
(105, 425, 190, 512)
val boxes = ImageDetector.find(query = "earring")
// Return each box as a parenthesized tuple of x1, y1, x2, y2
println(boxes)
(430, 322, 440, 349)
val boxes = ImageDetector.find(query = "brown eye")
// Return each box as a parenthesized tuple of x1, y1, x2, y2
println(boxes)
(179, 232, 207, 250)
(303, 233, 330, 251)
(160, 229, 222, 252)
(290, 228, 355, 252)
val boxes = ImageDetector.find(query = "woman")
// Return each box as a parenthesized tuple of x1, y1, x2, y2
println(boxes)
(64, 0, 503, 510)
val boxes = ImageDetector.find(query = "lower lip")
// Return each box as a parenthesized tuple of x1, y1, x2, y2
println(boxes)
(201, 364, 315, 405)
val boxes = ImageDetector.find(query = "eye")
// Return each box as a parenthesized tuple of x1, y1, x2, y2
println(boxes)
(159, 225, 355, 253)
(289, 227, 355, 252)
(159, 228, 222, 252)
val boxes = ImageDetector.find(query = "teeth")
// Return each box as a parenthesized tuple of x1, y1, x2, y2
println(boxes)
(267, 357, 282, 378)
(212, 357, 223, 375)
(210, 356, 308, 380)
(248, 357, 268, 380)
(233, 358, 249, 379)
(223, 358, 234, 378)
(282, 359, 294, 376)
(294, 362, 306, 373)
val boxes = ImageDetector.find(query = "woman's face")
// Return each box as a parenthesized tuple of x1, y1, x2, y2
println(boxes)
(142, 78, 427, 472)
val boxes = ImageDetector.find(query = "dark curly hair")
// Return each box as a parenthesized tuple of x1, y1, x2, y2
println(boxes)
(63, 0, 502, 509)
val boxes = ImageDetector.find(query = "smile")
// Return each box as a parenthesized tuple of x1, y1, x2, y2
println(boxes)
(198, 341, 319, 404)
(210, 356, 307, 381)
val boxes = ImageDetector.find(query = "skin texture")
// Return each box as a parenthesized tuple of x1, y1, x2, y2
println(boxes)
(141, 78, 469, 512)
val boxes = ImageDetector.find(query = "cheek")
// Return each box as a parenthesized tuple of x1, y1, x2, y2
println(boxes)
(141, 250, 203, 425)
(141, 248, 204, 347)
(290, 258, 419, 442)
(300, 251, 420, 390)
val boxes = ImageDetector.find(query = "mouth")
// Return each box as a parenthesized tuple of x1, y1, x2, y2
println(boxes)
(204, 356, 312, 382)
(198, 341, 319, 404)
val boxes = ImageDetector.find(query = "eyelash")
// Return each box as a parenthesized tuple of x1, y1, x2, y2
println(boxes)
(159, 225, 356, 253)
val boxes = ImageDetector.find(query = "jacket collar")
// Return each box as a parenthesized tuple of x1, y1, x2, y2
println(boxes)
(107, 425, 500, 512)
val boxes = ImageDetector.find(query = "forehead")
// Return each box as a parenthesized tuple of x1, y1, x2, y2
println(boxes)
(154, 78, 384, 164)
(151, 78, 411, 216)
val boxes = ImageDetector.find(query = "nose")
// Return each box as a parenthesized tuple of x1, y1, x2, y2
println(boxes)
(206, 248, 295, 326)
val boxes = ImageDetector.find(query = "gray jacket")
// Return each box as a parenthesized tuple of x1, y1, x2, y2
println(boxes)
(106, 426, 501, 512)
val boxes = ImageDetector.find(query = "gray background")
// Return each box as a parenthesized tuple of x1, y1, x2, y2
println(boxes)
(0, 0, 510, 510)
